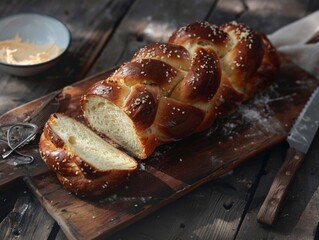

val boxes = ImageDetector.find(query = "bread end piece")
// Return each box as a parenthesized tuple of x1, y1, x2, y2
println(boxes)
(39, 113, 137, 197)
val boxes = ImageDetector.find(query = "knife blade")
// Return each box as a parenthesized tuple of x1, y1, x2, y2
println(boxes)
(257, 87, 319, 225)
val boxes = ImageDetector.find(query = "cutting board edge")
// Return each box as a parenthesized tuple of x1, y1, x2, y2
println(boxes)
(25, 132, 286, 240)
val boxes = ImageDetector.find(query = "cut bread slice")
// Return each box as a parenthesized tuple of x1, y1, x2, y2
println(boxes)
(39, 113, 137, 197)
(82, 95, 157, 159)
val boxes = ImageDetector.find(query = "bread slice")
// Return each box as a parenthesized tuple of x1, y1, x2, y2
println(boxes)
(81, 94, 157, 159)
(39, 113, 137, 197)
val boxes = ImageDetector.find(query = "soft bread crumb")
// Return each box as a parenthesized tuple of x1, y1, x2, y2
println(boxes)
(50, 114, 136, 170)
(84, 96, 144, 157)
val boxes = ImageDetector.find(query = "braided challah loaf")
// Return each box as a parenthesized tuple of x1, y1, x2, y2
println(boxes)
(81, 21, 279, 159)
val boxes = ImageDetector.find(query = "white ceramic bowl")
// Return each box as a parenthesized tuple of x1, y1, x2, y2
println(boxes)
(0, 13, 71, 77)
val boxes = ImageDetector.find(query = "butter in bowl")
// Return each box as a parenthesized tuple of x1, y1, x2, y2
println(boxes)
(0, 13, 71, 77)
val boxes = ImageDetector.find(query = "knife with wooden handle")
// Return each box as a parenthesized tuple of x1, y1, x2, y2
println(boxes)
(257, 87, 319, 225)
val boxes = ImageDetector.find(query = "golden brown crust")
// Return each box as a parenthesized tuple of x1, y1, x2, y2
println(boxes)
(81, 21, 280, 159)
(170, 47, 221, 103)
(132, 43, 191, 71)
(82, 79, 131, 108)
(123, 84, 160, 131)
(56, 172, 129, 197)
(168, 22, 230, 54)
(137, 133, 159, 159)
(39, 114, 137, 197)
(154, 97, 205, 141)
(219, 21, 264, 82)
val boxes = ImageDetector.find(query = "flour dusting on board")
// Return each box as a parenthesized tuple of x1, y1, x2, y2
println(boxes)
(206, 84, 292, 138)
(141, 85, 293, 164)
(98, 194, 154, 205)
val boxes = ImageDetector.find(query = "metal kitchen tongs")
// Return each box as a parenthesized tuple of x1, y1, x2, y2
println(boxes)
(0, 90, 62, 165)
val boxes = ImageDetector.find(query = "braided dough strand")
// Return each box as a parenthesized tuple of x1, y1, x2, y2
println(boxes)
(82, 21, 279, 159)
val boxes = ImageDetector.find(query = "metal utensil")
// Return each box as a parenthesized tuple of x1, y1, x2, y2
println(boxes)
(0, 89, 62, 163)
(2, 123, 38, 158)
(257, 87, 319, 225)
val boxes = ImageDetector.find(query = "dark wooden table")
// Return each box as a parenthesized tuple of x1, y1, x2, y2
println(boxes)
(1, 0, 319, 239)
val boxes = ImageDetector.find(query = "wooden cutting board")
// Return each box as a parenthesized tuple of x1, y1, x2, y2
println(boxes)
(0, 57, 318, 240)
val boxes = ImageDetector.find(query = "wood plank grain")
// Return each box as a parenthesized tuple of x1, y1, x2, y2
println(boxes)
(47, 0, 220, 238)
(0, 183, 24, 223)
(207, 1, 311, 239)
(88, 0, 217, 74)
(236, 134, 319, 240)
(0, 0, 314, 238)
(0, 0, 133, 115)
(5, 1, 220, 238)
(223, 0, 317, 238)
(10, 56, 318, 240)
(208, 0, 308, 34)
(0, 70, 114, 189)
(106, 154, 267, 240)
(0, 187, 55, 240)
(0, 1, 318, 240)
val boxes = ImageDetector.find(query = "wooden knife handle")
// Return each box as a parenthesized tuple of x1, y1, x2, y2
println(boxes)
(257, 147, 305, 225)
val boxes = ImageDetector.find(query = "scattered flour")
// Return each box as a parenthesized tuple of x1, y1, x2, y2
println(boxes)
(206, 86, 292, 138)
